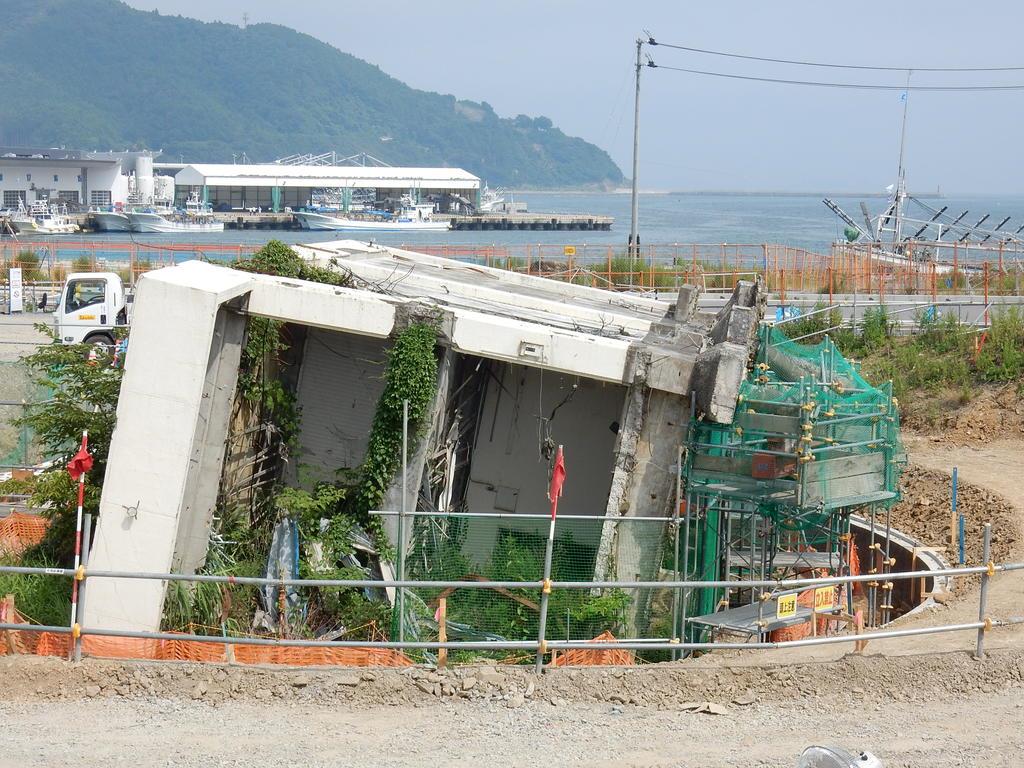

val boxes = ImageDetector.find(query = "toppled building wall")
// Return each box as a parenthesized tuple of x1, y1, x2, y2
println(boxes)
(85, 242, 762, 633)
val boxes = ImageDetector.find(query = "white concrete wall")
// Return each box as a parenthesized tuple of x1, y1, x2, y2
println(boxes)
(83, 263, 254, 632)
(294, 329, 390, 484)
(0, 164, 82, 202)
(462, 364, 624, 563)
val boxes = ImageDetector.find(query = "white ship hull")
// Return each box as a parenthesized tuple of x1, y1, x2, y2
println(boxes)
(128, 212, 225, 233)
(293, 210, 450, 232)
(10, 217, 79, 234)
(91, 211, 132, 232)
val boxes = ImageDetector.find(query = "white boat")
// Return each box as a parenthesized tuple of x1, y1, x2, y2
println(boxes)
(91, 209, 132, 232)
(293, 203, 449, 232)
(10, 200, 79, 234)
(127, 193, 224, 233)
(478, 184, 506, 212)
(129, 210, 225, 233)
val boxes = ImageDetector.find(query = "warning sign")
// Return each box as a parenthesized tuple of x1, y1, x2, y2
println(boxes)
(776, 593, 797, 620)
(814, 585, 836, 612)
(563, 245, 577, 257)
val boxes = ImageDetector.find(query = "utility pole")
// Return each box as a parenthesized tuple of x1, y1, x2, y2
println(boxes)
(629, 37, 644, 270)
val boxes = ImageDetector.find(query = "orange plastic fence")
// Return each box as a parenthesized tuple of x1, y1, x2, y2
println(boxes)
(0, 606, 412, 667)
(550, 631, 634, 667)
(0, 512, 49, 556)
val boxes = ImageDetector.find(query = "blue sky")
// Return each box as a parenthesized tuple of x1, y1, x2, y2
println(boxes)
(128, 1, 1024, 193)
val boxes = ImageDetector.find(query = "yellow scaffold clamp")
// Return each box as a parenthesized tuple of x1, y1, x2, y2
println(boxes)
(71, 623, 81, 640)
(801, 402, 815, 412)
(891, 397, 899, 408)
(75, 565, 86, 582)
(757, 375, 769, 384)
(983, 617, 993, 633)
(735, 426, 744, 437)
(833, 382, 845, 394)
(802, 423, 813, 432)
(987, 561, 996, 577)
(542, 578, 552, 595)
(757, 363, 769, 372)
(823, 410, 835, 418)
(799, 452, 815, 463)
(538, 639, 548, 655)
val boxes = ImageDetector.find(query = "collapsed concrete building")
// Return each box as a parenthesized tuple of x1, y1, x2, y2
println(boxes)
(82, 241, 763, 633)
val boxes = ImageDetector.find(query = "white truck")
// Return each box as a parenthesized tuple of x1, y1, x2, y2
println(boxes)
(53, 272, 133, 346)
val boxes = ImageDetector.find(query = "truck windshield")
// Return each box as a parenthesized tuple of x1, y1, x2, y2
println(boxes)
(65, 279, 106, 313)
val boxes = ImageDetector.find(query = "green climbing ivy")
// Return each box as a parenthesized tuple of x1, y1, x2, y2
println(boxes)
(348, 323, 440, 551)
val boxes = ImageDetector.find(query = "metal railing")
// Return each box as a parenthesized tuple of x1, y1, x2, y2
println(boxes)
(0, 523, 1011, 666)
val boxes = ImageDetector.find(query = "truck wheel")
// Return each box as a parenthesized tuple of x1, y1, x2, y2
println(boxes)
(85, 333, 114, 348)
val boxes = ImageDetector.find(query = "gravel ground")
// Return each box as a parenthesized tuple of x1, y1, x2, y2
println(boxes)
(2, 649, 1024, 767)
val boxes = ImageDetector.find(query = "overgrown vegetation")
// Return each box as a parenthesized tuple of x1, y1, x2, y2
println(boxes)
(166, 241, 440, 641)
(779, 303, 1024, 405)
(1, 331, 123, 563)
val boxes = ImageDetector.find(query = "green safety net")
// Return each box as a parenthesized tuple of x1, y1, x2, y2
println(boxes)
(681, 325, 906, 629)
(0, 362, 48, 470)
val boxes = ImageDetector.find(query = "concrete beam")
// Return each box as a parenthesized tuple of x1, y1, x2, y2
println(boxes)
(84, 262, 253, 632)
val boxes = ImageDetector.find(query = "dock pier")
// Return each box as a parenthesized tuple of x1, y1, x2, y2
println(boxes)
(439, 213, 613, 231)
(71, 211, 612, 233)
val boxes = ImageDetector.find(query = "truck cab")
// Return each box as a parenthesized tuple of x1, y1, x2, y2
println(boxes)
(54, 272, 131, 346)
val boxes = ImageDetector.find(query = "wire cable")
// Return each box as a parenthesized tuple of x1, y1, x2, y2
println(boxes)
(647, 61, 1024, 91)
(646, 38, 1024, 73)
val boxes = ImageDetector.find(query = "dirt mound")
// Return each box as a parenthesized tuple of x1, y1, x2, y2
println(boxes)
(902, 383, 1024, 445)
(889, 465, 1018, 564)
(3, 648, 1024, 711)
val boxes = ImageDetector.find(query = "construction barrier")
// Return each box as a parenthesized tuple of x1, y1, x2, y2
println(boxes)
(550, 631, 635, 667)
(0, 603, 412, 667)
(0, 511, 48, 557)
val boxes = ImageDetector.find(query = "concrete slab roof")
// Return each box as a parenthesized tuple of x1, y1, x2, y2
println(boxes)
(295, 240, 681, 341)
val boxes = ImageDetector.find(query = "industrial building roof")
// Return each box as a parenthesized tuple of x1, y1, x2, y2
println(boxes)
(173, 163, 480, 190)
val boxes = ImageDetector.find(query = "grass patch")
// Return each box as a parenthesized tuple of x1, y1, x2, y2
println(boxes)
(0, 554, 71, 627)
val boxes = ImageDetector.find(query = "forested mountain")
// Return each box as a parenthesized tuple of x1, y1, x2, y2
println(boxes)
(0, 0, 623, 187)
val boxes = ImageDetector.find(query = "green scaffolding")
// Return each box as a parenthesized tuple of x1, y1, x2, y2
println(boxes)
(681, 325, 905, 639)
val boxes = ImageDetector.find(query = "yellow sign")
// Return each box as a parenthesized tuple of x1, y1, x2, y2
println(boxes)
(776, 593, 797, 620)
(814, 585, 836, 612)
(563, 245, 577, 257)
(79, 314, 96, 321)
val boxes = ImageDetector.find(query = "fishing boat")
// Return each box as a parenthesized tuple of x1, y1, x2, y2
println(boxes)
(91, 207, 132, 232)
(9, 200, 79, 234)
(292, 202, 449, 232)
(127, 193, 224, 233)
(823, 89, 1021, 270)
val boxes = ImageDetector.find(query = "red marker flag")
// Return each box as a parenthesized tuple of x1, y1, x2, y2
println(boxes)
(67, 434, 93, 482)
(548, 446, 566, 519)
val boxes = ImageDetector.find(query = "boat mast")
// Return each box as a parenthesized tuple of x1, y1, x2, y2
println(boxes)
(892, 70, 912, 250)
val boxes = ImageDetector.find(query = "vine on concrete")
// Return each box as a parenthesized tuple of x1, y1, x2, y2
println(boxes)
(349, 323, 440, 552)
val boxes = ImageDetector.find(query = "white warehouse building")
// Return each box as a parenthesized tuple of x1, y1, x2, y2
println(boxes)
(166, 163, 481, 213)
(0, 147, 168, 210)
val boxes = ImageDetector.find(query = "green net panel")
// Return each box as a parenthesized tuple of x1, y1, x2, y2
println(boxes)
(681, 325, 905, 636)
(0, 361, 48, 470)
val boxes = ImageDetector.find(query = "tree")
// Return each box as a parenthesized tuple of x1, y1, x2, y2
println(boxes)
(15, 330, 123, 563)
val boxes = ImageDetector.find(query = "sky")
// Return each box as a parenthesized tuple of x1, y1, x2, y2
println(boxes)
(127, 1, 1024, 193)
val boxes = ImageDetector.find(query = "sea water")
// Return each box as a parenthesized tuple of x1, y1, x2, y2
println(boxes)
(9, 192, 1024, 259)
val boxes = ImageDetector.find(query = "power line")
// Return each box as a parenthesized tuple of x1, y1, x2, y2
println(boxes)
(647, 62, 1024, 91)
(646, 38, 1024, 73)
